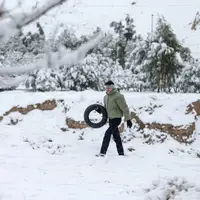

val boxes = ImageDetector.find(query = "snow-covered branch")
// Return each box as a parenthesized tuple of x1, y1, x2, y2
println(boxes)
(14, 0, 67, 28)
(0, 31, 103, 75)
(190, 12, 200, 31)
(0, 0, 104, 89)
(0, 0, 67, 44)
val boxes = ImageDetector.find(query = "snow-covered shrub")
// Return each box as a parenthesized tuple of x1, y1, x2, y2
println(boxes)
(175, 60, 200, 93)
(63, 53, 112, 91)
(62, 52, 134, 91)
(0, 23, 45, 61)
(109, 63, 133, 89)
(24, 68, 63, 91)
(23, 136, 67, 155)
(144, 177, 200, 200)
(55, 28, 88, 51)
(169, 147, 200, 159)
(121, 127, 168, 144)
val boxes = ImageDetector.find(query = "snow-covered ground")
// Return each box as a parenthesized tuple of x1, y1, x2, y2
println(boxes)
(1, 90, 200, 200)
(4, 0, 200, 58)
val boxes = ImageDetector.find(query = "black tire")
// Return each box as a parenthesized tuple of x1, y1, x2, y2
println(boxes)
(84, 104, 108, 128)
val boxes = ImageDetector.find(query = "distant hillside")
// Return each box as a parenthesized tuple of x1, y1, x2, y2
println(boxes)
(5, 0, 200, 58)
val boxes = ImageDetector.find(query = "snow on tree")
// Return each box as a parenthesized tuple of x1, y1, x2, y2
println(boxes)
(0, 0, 68, 45)
(21, 22, 45, 55)
(179, 46, 193, 63)
(0, 31, 103, 79)
(85, 28, 117, 60)
(0, 22, 45, 70)
(109, 63, 133, 90)
(190, 12, 200, 31)
(0, 0, 103, 89)
(176, 60, 200, 93)
(0, 0, 67, 88)
(142, 16, 185, 92)
(62, 53, 110, 91)
(24, 68, 63, 91)
(127, 35, 147, 68)
(55, 28, 86, 51)
(110, 14, 136, 68)
(62, 52, 133, 91)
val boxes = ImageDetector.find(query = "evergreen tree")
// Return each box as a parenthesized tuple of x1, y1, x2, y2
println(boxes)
(127, 35, 147, 69)
(176, 60, 200, 93)
(0, 22, 45, 69)
(56, 28, 87, 51)
(110, 14, 136, 68)
(109, 62, 133, 90)
(179, 46, 193, 63)
(24, 68, 63, 91)
(62, 53, 112, 91)
(21, 22, 45, 55)
(88, 32, 116, 59)
(142, 16, 184, 92)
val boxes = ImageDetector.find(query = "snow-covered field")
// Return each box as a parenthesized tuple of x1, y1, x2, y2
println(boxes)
(1, 90, 200, 200)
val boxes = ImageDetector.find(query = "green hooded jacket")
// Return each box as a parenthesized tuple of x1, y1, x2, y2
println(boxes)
(104, 89, 130, 121)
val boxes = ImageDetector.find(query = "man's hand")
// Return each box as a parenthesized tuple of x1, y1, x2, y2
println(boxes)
(127, 120, 132, 128)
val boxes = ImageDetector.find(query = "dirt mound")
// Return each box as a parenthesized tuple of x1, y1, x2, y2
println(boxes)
(65, 111, 194, 143)
(0, 99, 57, 123)
(0, 99, 198, 144)
(186, 100, 200, 116)
(127, 112, 194, 144)
(145, 122, 194, 144)
(66, 118, 88, 129)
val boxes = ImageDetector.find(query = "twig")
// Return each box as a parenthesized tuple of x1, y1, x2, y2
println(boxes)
(17, 0, 67, 29)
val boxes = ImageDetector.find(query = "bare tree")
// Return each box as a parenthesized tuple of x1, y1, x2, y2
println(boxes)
(0, 0, 103, 88)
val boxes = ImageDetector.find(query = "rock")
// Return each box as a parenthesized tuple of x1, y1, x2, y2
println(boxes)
(66, 118, 88, 129)
(60, 127, 68, 132)
(127, 147, 136, 152)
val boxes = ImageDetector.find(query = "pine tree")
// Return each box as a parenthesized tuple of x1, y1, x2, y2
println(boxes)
(0, 23, 45, 69)
(56, 28, 84, 51)
(21, 23, 45, 55)
(176, 60, 200, 93)
(142, 16, 184, 92)
(110, 14, 136, 68)
(127, 35, 147, 68)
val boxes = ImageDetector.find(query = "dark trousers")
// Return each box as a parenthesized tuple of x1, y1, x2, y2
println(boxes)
(100, 118, 124, 155)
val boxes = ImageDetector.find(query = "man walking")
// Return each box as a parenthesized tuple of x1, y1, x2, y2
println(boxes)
(97, 80, 132, 157)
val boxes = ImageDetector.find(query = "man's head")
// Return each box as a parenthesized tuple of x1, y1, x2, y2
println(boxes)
(105, 80, 115, 94)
